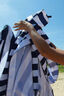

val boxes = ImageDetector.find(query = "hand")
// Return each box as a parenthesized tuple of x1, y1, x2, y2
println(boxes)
(13, 20, 35, 33)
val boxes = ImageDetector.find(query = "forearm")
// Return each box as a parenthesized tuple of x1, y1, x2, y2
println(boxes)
(13, 20, 64, 65)
(29, 29, 50, 56)
(29, 29, 64, 65)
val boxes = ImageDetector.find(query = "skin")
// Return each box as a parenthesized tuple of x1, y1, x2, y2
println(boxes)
(13, 20, 64, 65)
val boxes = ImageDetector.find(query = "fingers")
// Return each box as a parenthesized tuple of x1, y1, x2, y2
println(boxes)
(13, 20, 24, 27)
(14, 21, 26, 26)
(13, 23, 22, 28)
(13, 20, 28, 31)
(14, 28, 20, 31)
(13, 22, 22, 31)
(13, 25, 20, 31)
(13, 25, 19, 28)
(14, 26, 26, 31)
(13, 25, 27, 31)
(13, 20, 33, 32)
(14, 27, 24, 31)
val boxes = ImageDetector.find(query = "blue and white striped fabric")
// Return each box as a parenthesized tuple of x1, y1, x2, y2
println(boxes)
(0, 9, 58, 96)
(6, 45, 54, 96)
(0, 25, 13, 96)
(15, 9, 59, 84)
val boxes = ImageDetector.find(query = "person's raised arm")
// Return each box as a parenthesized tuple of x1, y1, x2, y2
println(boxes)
(13, 20, 64, 65)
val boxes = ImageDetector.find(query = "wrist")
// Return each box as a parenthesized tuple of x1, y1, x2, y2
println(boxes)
(29, 27, 37, 35)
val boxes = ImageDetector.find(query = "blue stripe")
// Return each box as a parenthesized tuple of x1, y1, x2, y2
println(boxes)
(52, 70, 58, 76)
(34, 12, 48, 26)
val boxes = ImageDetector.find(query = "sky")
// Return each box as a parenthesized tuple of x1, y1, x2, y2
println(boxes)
(0, 0, 64, 49)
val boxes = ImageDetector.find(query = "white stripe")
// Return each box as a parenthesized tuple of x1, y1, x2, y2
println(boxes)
(25, 34, 30, 39)
(27, 15, 33, 21)
(15, 36, 23, 44)
(38, 54, 43, 61)
(32, 45, 37, 50)
(33, 15, 44, 28)
(33, 83, 40, 89)
(8, 26, 13, 38)
(0, 85, 6, 92)
(51, 65, 58, 72)
(32, 70, 39, 76)
(0, 51, 8, 77)
(14, 30, 21, 38)
(48, 66, 58, 80)
(37, 29, 45, 35)
(33, 58, 38, 64)
(2, 27, 12, 58)
(42, 62, 46, 70)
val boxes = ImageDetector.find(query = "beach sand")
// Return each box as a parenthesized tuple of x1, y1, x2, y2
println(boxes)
(51, 73, 64, 96)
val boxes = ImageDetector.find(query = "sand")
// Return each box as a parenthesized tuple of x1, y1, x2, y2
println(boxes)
(51, 73, 64, 96)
